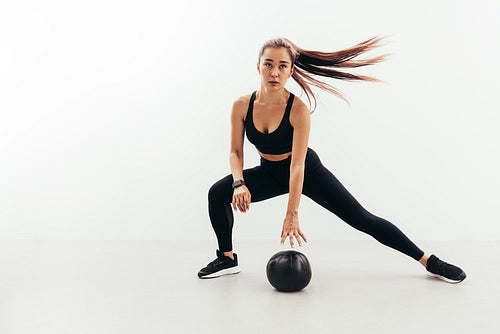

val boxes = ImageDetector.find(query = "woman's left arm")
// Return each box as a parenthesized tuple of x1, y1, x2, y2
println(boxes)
(280, 104, 311, 247)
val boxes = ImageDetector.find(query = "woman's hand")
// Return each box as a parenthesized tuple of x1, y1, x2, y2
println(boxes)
(280, 212, 307, 248)
(232, 185, 251, 213)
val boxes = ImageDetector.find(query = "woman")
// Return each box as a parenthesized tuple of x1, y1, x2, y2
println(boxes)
(198, 36, 466, 283)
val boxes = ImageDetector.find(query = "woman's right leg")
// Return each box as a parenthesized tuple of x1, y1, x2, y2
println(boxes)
(208, 165, 288, 253)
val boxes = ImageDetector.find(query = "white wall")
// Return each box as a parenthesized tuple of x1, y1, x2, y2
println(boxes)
(1, 0, 499, 242)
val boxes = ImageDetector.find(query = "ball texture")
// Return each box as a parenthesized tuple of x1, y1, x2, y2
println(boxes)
(266, 250, 312, 292)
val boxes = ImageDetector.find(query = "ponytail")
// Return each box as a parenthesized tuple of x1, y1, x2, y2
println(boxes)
(258, 36, 390, 113)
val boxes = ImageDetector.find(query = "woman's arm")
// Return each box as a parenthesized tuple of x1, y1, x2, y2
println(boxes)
(229, 97, 252, 213)
(280, 103, 311, 247)
(287, 104, 311, 214)
(229, 98, 246, 181)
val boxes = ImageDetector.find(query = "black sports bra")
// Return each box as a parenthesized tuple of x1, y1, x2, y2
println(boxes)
(244, 90, 294, 155)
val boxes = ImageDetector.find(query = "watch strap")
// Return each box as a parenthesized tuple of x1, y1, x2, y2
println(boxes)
(232, 179, 246, 189)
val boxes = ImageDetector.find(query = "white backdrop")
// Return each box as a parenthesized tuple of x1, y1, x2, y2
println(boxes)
(1, 0, 499, 242)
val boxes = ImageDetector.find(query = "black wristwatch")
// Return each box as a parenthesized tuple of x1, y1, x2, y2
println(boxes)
(232, 179, 246, 189)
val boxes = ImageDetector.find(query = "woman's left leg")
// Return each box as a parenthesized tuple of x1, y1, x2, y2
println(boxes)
(300, 149, 466, 282)
(302, 161, 425, 261)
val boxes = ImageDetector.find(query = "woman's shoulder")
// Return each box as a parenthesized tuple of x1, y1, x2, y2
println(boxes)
(232, 91, 255, 121)
(290, 92, 307, 109)
(234, 91, 254, 106)
(290, 93, 311, 127)
(290, 93, 310, 115)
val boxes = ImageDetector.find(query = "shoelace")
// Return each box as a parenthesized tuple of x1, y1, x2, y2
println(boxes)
(207, 257, 225, 268)
(431, 258, 451, 275)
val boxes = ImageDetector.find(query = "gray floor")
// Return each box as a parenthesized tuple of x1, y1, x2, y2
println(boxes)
(0, 239, 498, 334)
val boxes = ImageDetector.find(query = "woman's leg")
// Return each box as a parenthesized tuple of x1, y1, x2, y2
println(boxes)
(208, 165, 288, 253)
(302, 163, 425, 261)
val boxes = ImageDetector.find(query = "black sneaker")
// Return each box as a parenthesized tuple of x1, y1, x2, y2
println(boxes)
(426, 254, 466, 283)
(198, 249, 240, 279)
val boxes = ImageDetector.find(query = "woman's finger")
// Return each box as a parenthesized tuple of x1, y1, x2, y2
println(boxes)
(240, 198, 246, 212)
(294, 232, 302, 246)
(289, 232, 294, 247)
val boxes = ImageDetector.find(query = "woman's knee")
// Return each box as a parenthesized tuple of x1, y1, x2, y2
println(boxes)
(355, 212, 393, 238)
(208, 183, 221, 202)
(208, 177, 232, 203)
(345, 209, 380, 231)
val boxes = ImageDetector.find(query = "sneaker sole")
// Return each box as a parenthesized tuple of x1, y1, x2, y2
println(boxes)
(198, 265, 241, 279)
(426, 272, 465, 283)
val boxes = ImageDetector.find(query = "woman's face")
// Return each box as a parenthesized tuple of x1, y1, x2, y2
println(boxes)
(257, 47, 293, 89)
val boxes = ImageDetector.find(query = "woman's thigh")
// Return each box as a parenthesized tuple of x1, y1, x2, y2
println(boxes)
(209, 165, 289, 204)
(302, 164, 369, 221)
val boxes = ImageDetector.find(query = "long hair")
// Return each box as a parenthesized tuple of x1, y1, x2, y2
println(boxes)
(257, 36, 390, 113)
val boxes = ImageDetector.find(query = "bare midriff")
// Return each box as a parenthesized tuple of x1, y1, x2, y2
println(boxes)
(258, 150, 292, 161)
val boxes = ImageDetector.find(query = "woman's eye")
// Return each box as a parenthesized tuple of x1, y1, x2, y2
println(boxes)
(265, 64, 286, 68)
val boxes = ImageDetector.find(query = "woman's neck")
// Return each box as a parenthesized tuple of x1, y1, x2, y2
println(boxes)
(256, 87, 289, 105)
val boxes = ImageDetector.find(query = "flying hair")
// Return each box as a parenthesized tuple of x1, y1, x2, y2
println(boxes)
(257, 36, 391, 113)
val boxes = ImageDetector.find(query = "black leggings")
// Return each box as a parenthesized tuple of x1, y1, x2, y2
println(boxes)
(208, 147, 425, 261)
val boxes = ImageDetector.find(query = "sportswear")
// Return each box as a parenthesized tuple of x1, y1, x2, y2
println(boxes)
(244, 90, 294, 155)
(426, 254, 467, 283)
(208, 147, 426, 261)
(198, 249, 240, 279)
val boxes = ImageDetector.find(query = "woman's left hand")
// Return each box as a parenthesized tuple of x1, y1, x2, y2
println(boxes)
(280, 212, 307, 248)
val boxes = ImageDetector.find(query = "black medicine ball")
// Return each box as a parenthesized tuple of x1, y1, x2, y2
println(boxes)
(266, 250, 312, 292)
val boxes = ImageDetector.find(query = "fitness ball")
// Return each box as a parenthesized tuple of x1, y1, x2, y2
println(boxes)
(266, 250, 312, 292)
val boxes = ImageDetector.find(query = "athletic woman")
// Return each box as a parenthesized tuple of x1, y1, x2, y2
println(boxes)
(198, 36, 466, 283)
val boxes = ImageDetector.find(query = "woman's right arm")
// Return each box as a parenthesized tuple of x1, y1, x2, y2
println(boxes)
(229, 98, 251, 213)
(229, 98, 245, 182)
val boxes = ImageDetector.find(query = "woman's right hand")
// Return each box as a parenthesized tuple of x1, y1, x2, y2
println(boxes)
(232, 185, 251, 213)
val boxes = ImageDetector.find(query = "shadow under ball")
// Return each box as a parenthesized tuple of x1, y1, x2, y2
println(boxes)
(266, 250, 312, 292)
